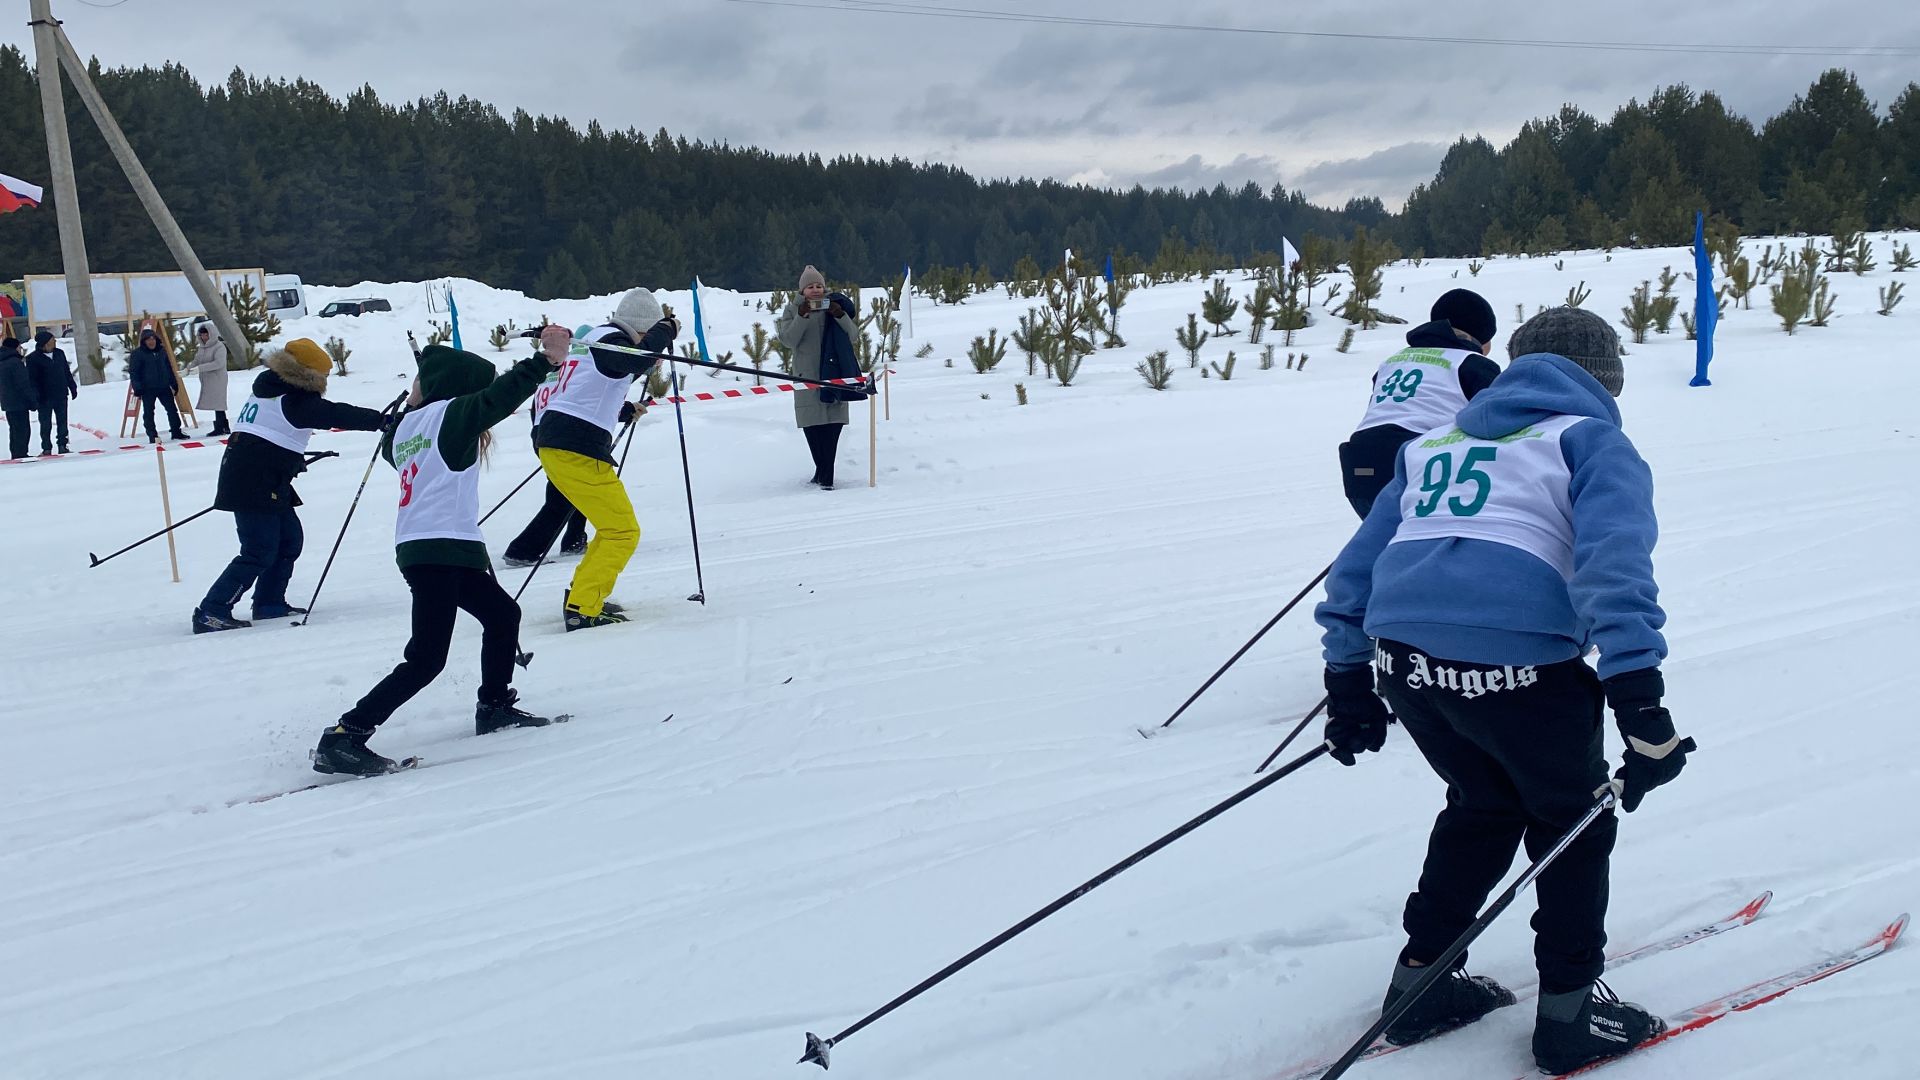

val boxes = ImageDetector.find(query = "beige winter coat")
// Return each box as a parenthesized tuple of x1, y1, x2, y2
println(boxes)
(194, 333, 229, 412)
(775, 300, 856, 429)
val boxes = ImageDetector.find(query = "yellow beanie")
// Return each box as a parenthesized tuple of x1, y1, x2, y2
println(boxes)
(283, 338, 332, 377)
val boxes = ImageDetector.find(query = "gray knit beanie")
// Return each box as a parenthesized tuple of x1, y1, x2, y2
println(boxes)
(1507, 306, 1625, 396)
(798, 265, 825, 291)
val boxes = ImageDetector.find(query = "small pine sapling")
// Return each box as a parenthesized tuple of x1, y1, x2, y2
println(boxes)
(1467, 260, 1485, 277)
(741, 323, 773, 385)
(1892, 243, 1918, 273)
(967, 329, 1008, 373)
(1566, 280, 1592, 308)
(915, 343, 935, 358)
(1260, 344, 1276, 370)
(772, 335, 796, 377)
(646, 364, 672, 401)
(1202, 278, 1240, 336)
(1770, 271, 1811, 335)
(1243, 282, 1275, 344)
(1210, 350, 1236, 381)
(1175, 313, 1208, 367)
(1554, 259, 1565, 271)
(1824, 227, 1860, 272)
(1852, 236, 1877, 275)
(426, 320, 453, 348)
(1337, 327, 1356, 353)
(1809, 277, 1837, 327)
(1049, 336, 1085, 387)
(1297, 352, 1310, 370)
(1012, 308, 1046, 376)
(1102, 273, 1134, 347)
(1136, 349, 1174, 390)
(1620, 282, 1656, 344)
(1680, 311, 1697, 340)
(1879, 281, 1906, 316)
(324, 336, 351, 376)
(1015, 382, 1029, 405)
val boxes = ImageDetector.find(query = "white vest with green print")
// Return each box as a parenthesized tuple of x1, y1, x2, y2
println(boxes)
(391, 399, 484, 547)
(1389, 414, 1590, 579)
(1353, 347, 1477, 436)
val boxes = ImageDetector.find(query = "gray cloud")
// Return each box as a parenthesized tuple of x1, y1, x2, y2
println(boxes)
(1291, 142, 1449, 206)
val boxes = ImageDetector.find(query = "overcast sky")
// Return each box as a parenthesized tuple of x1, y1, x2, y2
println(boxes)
(6, 0, 1918, 209)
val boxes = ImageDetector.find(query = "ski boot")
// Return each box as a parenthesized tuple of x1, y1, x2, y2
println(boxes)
(192, 607, 252, 634)
(564, 604, 629, 632)
(564, 589, 623, 616)
(311, 724, 401, 776)
(559, 538, 587, 558)
(1381, 962, 1516, 1046)
(251, 602, 308, 620)
(1533, 980, 1665, 1074)
(501, 553, 542, 568)
(475, 690, 555, 735)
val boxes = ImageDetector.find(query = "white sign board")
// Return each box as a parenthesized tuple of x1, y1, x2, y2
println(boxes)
(25, 268, 266, 325)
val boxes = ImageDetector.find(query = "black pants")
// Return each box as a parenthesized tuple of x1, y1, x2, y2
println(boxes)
(504, 481, 588, 561)
(200, 509, 304, 614)
(37, 397, 69, 453)
(804, 423, 844, 486)
(5, 409, 28, 459)
(1373, 639, 1616, 994)
(139, 391, 183, 439)
(340, 564, 521, 729)
(1339, 425, 1415, 520)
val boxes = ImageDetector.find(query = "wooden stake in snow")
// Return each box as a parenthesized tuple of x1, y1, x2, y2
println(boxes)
(155, 445, 180, 583)
(868, 384, 878, 488)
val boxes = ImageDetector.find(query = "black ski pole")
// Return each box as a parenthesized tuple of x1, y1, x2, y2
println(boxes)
(87, 451, 339, 568)
(1318, 791, 1619, 1080)
(667, 361, 707, 604)
(512, 411, 641, 605)
(479, 463, 542, 526)
(1141, 562, 1332, 738)
(296, 394, 407, 627)
(1255, 695, 1329, 773)
(798, 742, 1335, 1069)
(587, 340, 878, 395)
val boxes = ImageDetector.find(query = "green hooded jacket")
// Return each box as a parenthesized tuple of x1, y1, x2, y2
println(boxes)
(384, 345, 552, 570)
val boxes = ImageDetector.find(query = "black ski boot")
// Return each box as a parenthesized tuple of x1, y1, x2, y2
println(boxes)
(501, 553, 542, 568)
(564, 590, 623, 616)
(192, 607, 252, 634)
(251, 602, 308, 620)
(564, 605, 629, 632)
(1381, 962, 1517, 1046)
(475, 690, 554, 735)
(1533, 981, 1665, 1074)
(311, 725, 400, 776)
(560, 538, 587, 557)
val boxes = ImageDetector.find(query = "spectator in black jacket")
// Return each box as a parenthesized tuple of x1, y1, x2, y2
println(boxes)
(27, 330, 78, 455)
(0, 337, 36, 460)
(128, 327, 186, 443)
(191, 339, 387, 634)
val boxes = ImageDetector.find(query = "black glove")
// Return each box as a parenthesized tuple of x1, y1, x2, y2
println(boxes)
(618, 400, 639, 424)
(1323, 666, 1392, 766)
(827, 300, 846, 320)
(1601, 669, 1696, 812)
(380, 410, 403, 435)
(639, 316, 679, 353)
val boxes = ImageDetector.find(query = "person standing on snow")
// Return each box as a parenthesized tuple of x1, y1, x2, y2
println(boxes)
(312, 342, 564, 776)
(191, 339, 388, 634)
(501, 328, 639, 568)
(1312, 306, 1695, 1075)
(775, 265, 870, 490)
(128, 327, 187, 444)
(0, 337, 37, 460)
(193, 322, 232, 436)
(542, 292, 679, 631)
(27, 330, 77, 455)
(1338, 289, 1503, 518)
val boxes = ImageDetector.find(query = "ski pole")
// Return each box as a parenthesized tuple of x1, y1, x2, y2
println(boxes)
(1255, 695, 1330, 773)
(585, 340, 879, 396)
(512, 410, 640, 605)
(87, 451, 339, 567)
(296, 393, 407, 626)
(798, 742, 1335, 1069)
(1142, 562, 1332, 737)
(479, 462, 542, 526)
(1318, 791, 1619, 1080)
(667, 360, 707, 604)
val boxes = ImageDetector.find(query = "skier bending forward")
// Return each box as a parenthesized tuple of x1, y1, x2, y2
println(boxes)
(313, 341, 566, 776)
(1312, 305, 1696, 1074)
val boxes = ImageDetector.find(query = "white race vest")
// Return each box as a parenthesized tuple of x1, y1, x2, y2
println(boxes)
(232, 394, 311, 453)
(1353, 348, 1477, 436)
(1390, 414, 1589, 579)
(391, 400, 484, 546)
(542, 325, 633, 434)
(529, 368, 562, 424)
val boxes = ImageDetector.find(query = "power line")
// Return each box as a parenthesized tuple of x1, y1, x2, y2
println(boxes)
(722, 0, 1920, 57)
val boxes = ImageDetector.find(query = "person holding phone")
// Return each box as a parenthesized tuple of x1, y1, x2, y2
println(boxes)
(775, 265, 867, 490)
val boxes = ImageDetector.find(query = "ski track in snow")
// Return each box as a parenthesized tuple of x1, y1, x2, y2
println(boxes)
(4, 241, 1918, 1079)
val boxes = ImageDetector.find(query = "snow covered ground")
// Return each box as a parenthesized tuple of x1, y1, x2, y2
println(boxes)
(4, 239, 1917, 1079)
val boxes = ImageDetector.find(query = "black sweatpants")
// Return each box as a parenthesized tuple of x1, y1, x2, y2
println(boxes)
(5, 409, 28, 460)
(339, 564, 521, 730)
(139, 390, 183, 439)
(504, 481, 588, 562)
(1373, 639, 1616, 994)
(804, 423, 845, 486)
(37, 397, 69, 453)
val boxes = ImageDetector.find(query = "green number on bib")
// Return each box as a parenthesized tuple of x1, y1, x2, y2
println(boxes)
(1414, 446, 1497, 518)
(1376, 368, 1424, 404)
(238, 402, 258, 424)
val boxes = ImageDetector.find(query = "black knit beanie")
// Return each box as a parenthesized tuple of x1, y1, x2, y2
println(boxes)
(1430, 289, 1497, 348)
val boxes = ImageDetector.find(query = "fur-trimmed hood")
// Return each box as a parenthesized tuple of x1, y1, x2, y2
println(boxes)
(266, 347, 328, 392)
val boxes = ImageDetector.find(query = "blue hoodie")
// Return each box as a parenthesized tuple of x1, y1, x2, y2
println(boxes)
(1316, 353, 1666, 681)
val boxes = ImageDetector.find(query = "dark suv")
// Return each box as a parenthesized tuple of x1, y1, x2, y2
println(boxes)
(318, 298, 394, 318)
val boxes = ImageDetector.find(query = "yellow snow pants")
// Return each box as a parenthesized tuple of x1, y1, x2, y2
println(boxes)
(538, 447, 640, 617)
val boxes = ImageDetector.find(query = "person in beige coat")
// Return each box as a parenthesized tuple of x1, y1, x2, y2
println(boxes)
(194, 322, 232, 436)
(775, 264, 864, 489)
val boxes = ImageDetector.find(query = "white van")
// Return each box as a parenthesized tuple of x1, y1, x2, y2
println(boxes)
(264, 274, 307, 320)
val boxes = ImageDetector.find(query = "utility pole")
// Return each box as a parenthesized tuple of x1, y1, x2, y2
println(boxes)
(29, 0, 100, 383)
(47, 17, 251, 358)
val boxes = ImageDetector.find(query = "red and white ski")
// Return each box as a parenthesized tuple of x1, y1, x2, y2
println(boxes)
(1266, 892, 1774, 1080)
(1530, 911, 1908, 1078)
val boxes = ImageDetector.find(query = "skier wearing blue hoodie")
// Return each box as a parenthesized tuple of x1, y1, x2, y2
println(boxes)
(1312, 306, 1695, 1074)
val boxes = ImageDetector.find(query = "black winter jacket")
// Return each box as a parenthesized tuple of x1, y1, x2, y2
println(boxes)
(128, 345, 178, 397)
(27, 346, 77, 403)
(214, 369, 384, 513)
(0, 350, 36, 412)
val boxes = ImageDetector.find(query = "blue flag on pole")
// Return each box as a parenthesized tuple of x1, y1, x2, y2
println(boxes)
(1691, 212, 1716, 387)
(1104, 253, 1114, 283)
(446, 287, 463, 351)
(690, 277, 712, 362)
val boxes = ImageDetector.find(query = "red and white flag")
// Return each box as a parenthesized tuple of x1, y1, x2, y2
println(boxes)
(1, 172, 44, 214)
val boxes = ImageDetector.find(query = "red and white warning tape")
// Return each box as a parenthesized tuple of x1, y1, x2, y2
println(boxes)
(652, 372, 883, 405)
(1, 437, 231, 465)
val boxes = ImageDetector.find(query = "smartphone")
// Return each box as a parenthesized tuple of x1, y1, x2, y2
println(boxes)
(809, 297, 829, 312)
